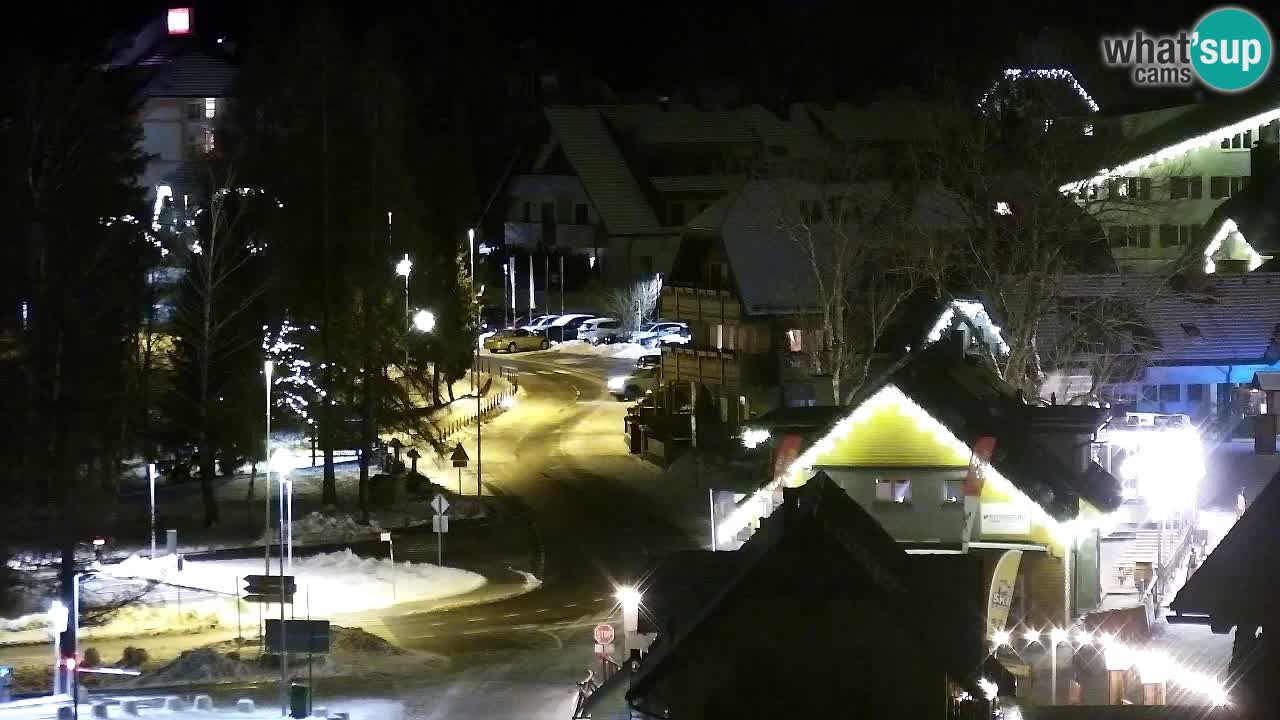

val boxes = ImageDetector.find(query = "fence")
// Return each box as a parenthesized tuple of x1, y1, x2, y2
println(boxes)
(435, 368, 520, 440)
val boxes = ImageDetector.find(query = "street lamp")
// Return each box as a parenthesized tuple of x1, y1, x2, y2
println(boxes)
(264, 360, 274, 577)
(47, 601, 68, 695)
(616, 586, 643, 658)
(469, 228, 483, 498)
(270, 448, 296, 571)
(413, 309, 436, 334)
(395, 254, 412, 368)
(1048, 627, 1072, 705)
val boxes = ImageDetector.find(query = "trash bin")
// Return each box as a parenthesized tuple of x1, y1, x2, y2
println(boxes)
(0, 665, 12, 702)
(289, 683, 310, 719)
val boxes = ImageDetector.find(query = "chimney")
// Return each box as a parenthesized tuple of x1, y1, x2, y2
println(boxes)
(1251, 122, 1280, 182)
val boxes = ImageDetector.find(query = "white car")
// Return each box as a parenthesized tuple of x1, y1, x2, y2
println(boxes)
(520, 315, 560, 333)
(608, 367, 658, 401)
(631, 321, 690, 348)
(579, 317, 624, 345)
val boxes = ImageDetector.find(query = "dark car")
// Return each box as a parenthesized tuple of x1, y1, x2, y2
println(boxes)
(544, 314, 597, 342)
(636, 354, 661, 369)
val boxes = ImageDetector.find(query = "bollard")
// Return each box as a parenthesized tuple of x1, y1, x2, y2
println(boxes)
(57, 707, 74, 720)
(193, 694, 213, 711)
(236, 699, 255, 713)
(165, 697, 183, 711)
(122, 701, 140, 716)
(90, 703, 109, 719)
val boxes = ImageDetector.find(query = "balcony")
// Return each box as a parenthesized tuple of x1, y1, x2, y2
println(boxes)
(661, 346, 742, 386)
(660, 285, 739, 324)
(503, 222, 598, 252)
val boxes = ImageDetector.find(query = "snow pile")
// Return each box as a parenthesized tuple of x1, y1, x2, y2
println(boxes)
(329, 626, 408, 656)
(0, 612, 48, 632)
(258, 512, 384, 545)
(543, 340, 648, 359)
(144, 648, 254, 685)
(104, 550, 485, 616)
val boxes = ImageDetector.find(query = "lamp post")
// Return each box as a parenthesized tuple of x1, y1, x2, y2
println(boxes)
(395, 254, 412, 368)
(470, 228, 483, 498)
(1049, 626, 1069, 705)
(264, 361, 273, 577)
(47, 601, 68, 695)
(616, 586, 642, 659)
(147, 463, 157, 560)
(270, 449, 295, 572)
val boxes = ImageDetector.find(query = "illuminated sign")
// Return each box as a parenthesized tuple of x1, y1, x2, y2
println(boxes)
(167, 8, 192, 35)
(980, 502, 1032, 536)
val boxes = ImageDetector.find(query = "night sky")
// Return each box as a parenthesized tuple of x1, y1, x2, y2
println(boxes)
(8, 1, 1279, 107)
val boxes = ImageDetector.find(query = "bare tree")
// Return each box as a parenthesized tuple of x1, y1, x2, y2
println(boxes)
(760, 162, 925, 404)
(604, 276, 663, 333)
(170, 166, 268, 527)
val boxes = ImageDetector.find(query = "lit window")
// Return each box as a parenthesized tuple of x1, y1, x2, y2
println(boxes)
(994, 201, 1012, 215)
(1083, 122, 1094, 136)
(942, 479, 965, 504)
(167, 8, 192, 35)
(785, 329, 803, 353)
(204, 98, 216, 119)
(875, 478, 912, 504)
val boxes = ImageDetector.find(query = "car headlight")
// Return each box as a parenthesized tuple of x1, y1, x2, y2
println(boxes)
(608, 376, 626, 390)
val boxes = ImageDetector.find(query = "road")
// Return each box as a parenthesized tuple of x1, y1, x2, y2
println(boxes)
(5, 348, 703, 720)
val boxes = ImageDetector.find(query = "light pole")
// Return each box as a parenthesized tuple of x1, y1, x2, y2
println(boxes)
(270, 448, 295, 572)
(264, 361, 273, 577)
(396, 254, 412, 368)
(1049, 626, 1069, 705)
(616, 586, 642, 659)
(470, 228, 482, 497)
(147, 462, 157, 560)
(47, 601, 68, 695)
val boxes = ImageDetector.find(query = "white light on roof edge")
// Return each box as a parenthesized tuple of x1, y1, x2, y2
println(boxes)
(978, 68, 1101, 113)
(1202, 218, 1266, 274)
(925, 300, 1011, 355)
(1062, 105, 1280, 191)
(715, 383, 1097, 543)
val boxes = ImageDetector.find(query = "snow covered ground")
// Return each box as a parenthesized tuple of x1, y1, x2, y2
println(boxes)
(534, 340, 649, 360)
(102, 551, 485, 617)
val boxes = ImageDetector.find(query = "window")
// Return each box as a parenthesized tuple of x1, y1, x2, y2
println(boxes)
(574, 203, 588, 224)
(1159, 384, 1181, 401)
(1110, 225, 1152, 248)
(1211, 176, 1248, 199)
(540, 202, 555, 224)
(785, 329, 804, 353)
(1141, 385, 1158, 403)
(1221, 129, 1253, 149)
(942, 479, 965, 504)
(1124, 177, 1151, 200)
(1169, 176, 1202, 199)
(1159, 224, 1201, 247)
(186, 101, 203, 120)
(204, 97, 216, 120)
(875, 478, 912, 504)
(1188, 383, 1206, 402)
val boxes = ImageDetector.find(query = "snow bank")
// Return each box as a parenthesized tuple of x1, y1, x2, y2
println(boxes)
(541, 340, 649, 359)
(258, 511, 384, 545)
(0, 612, 48, 632)
(103, 550, 485, 616)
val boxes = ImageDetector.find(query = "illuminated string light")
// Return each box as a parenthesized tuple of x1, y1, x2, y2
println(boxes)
(1201, 218, 1264, 274)
(924, 300, 1010, 355)
(978, 68, 1101, 113)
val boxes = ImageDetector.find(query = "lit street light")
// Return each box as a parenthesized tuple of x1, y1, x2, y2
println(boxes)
(270, 448, 296, 571)
(413, 309, 436, 334)
(616, 586, 642, 658)
(395, 254, 412, 367)
(47, 601, 68, 695)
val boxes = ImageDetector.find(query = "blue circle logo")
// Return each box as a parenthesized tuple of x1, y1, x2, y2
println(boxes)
(1192, 7, 1273, 92)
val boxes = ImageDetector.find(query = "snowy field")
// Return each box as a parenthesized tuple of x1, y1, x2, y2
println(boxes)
(103, 551, 486, 617)
(534, 340, 649, 360)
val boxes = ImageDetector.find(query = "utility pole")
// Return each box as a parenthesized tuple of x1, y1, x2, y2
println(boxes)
(528, 255, 534, 324)
(559, 255, 565, 315)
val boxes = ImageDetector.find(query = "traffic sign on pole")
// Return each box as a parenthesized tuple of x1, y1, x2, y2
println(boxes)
(451, 444, 469, 468)
(431, 494, 451, 515)
(593, 624, 615, 645)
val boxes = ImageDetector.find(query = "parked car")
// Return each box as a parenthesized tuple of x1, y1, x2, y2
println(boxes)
(579, 317, 624, 345)
(483, 328, 550, 353)
(520, 315, 561, 333)
(608, 367, 658, 400)
(544, 313, 597, 342)
(636, 353, 661, 369)
(631, 321, 690, 348)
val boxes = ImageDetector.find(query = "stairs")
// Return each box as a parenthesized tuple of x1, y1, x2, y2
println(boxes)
(1106, 524, 1182, 592)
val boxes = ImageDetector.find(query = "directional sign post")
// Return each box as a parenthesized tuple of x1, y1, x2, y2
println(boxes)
(593, 624, 617, 680)
(431, 494, 450, 566)
(380, 532, 395, 602)
(451, 444, 469, 495)
(243, 575, 296, 604)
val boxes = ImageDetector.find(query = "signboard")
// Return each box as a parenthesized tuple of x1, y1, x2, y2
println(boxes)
(432, 515, 450, 533)
(380, 532, 392, 542)
(265, 619, 330, 654)
(986, 550, 1023, 639)
(244, 574, 296, 603)
(431, 494, 451, 515)
(592, 624, 615, 645)
(451, 444, 469, 468)
(593, 643, 615, 656)
(980, 502, 1031, 536)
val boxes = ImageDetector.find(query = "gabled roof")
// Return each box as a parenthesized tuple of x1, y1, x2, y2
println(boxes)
(1042, 273, 1280, 367)
(628, 473, 984, 706)
(1192, 172, 1280, 268)
(1170, 466, 1280, 624)
(543, 106, 662, 235)
(137, 50, 237, 98)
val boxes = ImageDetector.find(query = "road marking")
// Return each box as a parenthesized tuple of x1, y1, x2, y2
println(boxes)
(502, 612, 520, 618)
(428, 621, 446, 627)
(535, 608, 551, 613)
(466, 617, 485, 622)
(552, 370, 572, 375)
(563, 603, 578, 608)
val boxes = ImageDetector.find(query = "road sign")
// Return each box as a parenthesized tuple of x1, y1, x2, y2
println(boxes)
(265, 619, 330, 654)
(593, 643, 615, 656)
(245, 575, 296, 595)
(593, 624, 615, 645)
(431, 494, 451, 515)
(432, 515, 450, 533)
(451, 444, 469, 468)
(380, 532, 392, 542)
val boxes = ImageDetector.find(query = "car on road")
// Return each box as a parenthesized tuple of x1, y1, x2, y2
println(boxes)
(608, 367, 658, 400)
(635, 353, 661, 370)
(483, 328, 549, 353)
(520, 315, 561, 333)
(631, 321, 690, 348)
(543, 313, 597, 342)
(579, 317, 624, 345)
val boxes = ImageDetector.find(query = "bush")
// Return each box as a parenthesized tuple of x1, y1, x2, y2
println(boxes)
(82, 647, 101, 668)
(121, 646, 149, 667)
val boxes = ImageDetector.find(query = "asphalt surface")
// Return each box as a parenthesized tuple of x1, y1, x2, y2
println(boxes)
(26, 349, 702, 720)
